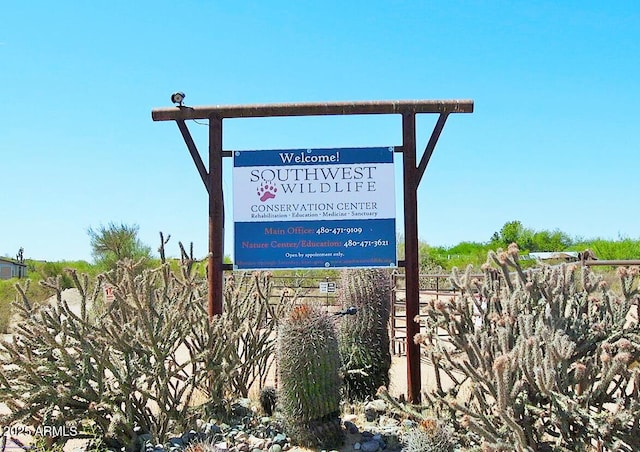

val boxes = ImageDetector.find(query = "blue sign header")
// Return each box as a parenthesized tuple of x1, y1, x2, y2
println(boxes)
(234, 146, 394, 167)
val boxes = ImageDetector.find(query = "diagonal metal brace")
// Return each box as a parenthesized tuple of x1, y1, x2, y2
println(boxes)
(416, 112, 449, 185)
(176, 120, 210, 193)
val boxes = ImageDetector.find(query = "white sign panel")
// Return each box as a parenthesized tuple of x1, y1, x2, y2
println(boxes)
(233, 147, 396, 269)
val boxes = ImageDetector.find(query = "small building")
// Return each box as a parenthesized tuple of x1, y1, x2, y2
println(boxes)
(0, 257, 27, 280)
(528, 251, 580, 262)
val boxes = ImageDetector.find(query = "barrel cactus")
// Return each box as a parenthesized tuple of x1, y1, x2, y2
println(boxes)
(337, 268, 392, 401)
(277, 304, 344, 448)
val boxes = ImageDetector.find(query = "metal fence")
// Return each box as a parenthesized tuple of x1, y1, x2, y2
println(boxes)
(260, 274, 341, 306)
(389, 272, 493, 356)
(389, 258, 640, 355)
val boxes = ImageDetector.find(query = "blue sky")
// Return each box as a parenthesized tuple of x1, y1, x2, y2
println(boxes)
(1, 1, 639, 262)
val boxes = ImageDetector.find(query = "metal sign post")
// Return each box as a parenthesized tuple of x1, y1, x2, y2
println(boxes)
(151, 99, 474, 403)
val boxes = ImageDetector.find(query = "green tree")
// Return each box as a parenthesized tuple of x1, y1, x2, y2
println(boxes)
(87, 222, 152, 269)
(531, 229, 573, 251)
(498, 220, 525, 246)
(495, 221, 573, 252)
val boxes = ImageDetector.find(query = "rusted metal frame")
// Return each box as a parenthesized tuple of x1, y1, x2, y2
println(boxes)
(174, 120, 234, 273)
(152, 99, 474, 121)
(416, 112, 449, 184)
(208, 115, 225, 319)
(153, 100, 474, 397)
(176, 120, 210, 193)
(402, 111, 422, 404)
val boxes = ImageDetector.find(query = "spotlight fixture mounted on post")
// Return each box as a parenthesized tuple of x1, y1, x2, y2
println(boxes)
(171, 92, 186, 107)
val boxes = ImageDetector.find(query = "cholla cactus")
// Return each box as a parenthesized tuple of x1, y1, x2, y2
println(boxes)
(0, 239, 297, 449)
(222, 271, 297, 397)
(0, 258, 238, 447)
(415, 245, 640, 451)
(277, 304, 343, 448)
(337, 268, 392, 401)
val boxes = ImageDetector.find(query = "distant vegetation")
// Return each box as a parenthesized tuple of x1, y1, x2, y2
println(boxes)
(87, 222, 153, 271)
(1, 220, 638, 333)
(402, 220, 640, 271)
(568, 237, 640, 260)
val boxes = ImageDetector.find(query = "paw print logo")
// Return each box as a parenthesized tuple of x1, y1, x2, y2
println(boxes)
(257, 181, 278, 202)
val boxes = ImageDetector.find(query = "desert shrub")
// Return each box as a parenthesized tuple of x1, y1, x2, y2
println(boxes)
(0, 280, 17, 333)
(0, 260, 99, 334)
(38, 262, 75, 288)
(0, 245, 297, 448)
(570, 237, 640, 260)
(0, 278, 51, 334)
(414, 244, 640, 451)
(26, 260, 99, 287)
(401, 418, 455, 452)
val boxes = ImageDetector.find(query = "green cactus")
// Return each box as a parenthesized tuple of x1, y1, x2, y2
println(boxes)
(337, 268, 392, 401)
(277, 304, 344, 448)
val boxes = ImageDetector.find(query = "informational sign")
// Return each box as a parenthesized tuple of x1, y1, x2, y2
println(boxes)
(103, 283, 115, 303)
(233, 147, 396, 269)
(319, 281, 337, 293)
